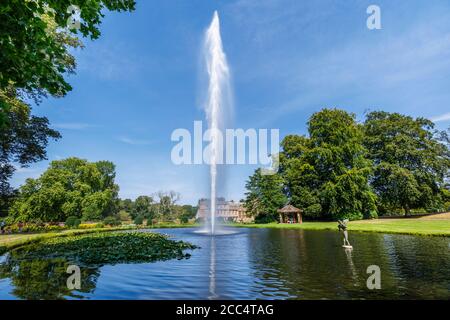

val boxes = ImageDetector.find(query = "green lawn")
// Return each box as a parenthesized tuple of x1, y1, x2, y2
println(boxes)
(232, 216, 450, 237)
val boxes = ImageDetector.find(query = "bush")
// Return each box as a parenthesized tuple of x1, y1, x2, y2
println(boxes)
(304, 204, 322, 219)
(103, 216, 121, 227)
(180, 215, 189, 224)
(255, 212, 277, 224)
(364, 210, 378, 220)
(65, 216, 81, 228)
(78, 223, 104, 229)
(4, 223, 66, 233)
(134, 215, 144, 225)
(445, 201, 450, 212)
(336, 212, 363, 221)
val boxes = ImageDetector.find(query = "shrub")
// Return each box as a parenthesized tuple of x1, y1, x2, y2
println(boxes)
(103, 216, 121, 227)
(4, 223, 66, 233)
(134, 215, 144, 225)
(65, 216, 81, 228)
(304, 204, 322, 219)
(78, 223, 104, 229)
(364, 210, 378, 220)
(339, 212, 364, 221)
(445, 201, 450, 212)
(255, 212, 277, 224)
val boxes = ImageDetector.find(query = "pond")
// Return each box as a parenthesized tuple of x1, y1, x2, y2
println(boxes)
(0, 228, 449, 299)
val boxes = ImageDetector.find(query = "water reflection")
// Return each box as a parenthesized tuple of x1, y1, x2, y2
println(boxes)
(208, 236, 218, 300)
(344, 248, 359, 285)
(0, 253, 100, 299)
(0, 228, 449, 300)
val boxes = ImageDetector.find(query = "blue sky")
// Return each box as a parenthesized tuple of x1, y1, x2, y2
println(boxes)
(13, 0, 450, 204)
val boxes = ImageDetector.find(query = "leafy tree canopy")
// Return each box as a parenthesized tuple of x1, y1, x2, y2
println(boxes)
(0, 0, 135, 98)
(9, 157, 119, 222)
(279, 108, 377, 220)
(244, 168, 287, 223)
(364, 111, 450, 215)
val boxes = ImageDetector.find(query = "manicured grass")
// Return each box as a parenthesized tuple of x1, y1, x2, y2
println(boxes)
(231, 214, 450, 237)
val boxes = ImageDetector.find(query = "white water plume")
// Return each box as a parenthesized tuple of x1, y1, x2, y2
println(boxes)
(203, 11, 232, 235)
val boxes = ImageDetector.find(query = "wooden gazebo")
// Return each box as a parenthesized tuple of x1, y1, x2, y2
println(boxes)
(278, 204, 303, 224)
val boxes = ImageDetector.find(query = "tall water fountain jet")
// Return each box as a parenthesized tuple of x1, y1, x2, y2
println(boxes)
(203, 11, 232, 235)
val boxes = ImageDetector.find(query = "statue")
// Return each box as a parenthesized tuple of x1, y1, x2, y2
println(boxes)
(338, 219, 352, 248)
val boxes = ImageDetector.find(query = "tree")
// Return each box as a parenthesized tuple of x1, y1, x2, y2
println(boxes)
(364, 112, 450, 215)
(244, 168, 287, 223)
(0, 1, 135, 213)
(0, 91, 61, 216)
(0, 0, 135, 99)
(155, 191, 180, 221)
(179, 205, 197, 223)
(133, 195, 154, 220)
(9, 157, 119, 222)
(280, 108, 376, 220)
(118, 198, 134, 213)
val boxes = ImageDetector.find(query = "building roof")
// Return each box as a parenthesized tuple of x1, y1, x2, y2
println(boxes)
(278, 204, 302, 213)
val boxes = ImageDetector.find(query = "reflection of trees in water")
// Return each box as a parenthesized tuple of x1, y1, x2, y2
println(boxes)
(382, 235, 450, 299)
(0, 253, 100, 300)
(247, 229, 450, 299)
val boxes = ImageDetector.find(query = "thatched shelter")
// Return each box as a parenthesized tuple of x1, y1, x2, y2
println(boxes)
(278, 204, 303, 224)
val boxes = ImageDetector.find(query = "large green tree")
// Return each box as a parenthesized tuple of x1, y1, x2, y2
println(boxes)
(9, 157, 119, 222)
(280, 108, 377, 220)
(0, 92, 61, 216)
(244, 168, 287, 223)
(132, 195, 155, 220)
(364, 112, 450, 215)
(0, 1, 135, 212)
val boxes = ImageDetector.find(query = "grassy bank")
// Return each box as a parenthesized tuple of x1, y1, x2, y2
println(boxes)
(232, 213, 450, 237)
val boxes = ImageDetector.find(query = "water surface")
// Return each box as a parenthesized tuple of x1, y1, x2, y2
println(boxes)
(0, 228, 449, 299)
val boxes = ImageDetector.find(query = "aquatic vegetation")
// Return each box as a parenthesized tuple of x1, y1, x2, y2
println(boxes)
(8, 232, 198, 266)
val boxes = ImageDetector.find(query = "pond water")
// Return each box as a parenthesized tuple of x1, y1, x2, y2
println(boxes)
(0, 228, 449, 300)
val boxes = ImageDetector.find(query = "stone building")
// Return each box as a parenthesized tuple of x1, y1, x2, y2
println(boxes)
(196, 198, 253, 223)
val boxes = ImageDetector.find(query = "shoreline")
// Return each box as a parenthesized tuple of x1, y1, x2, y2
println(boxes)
(1, 216, 449, 254)
(0, 223, 200, 253)
(230, 217, 450, 237)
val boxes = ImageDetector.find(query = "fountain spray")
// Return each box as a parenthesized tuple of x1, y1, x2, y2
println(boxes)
(203, 11, 231, 235)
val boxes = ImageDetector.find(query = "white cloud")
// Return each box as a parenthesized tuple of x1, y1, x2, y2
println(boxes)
(53, 123, 96, 130)
(13, 165, 36, 174)
(118, 136, 153, 145)
(248, 15, 450, 126)
(431, 112, 450, 122)
(75, 40, 142, 81)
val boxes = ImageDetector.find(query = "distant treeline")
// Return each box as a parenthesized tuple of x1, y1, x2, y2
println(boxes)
(2, 157, 196, 224)
(244, 108, 450, 222)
